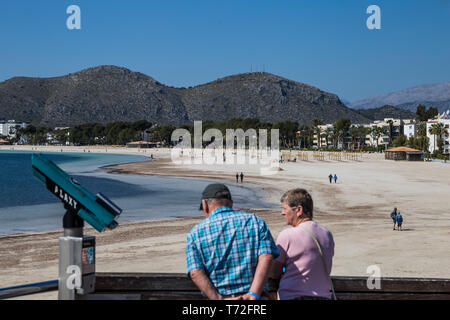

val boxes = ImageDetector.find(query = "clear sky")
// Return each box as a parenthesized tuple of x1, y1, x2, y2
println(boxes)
(0, 0, 449, 101)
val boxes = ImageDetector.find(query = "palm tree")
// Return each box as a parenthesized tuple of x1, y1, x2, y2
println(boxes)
(371, 126, 386, 149)
(349, 126, 360, 150)
(312, 119, 324, 149)
(429, 123, 447, 153)
(334, 118, 351, 149)
(417, 123, 427, 137)
(387, 120, 394, 147)
(298, 125, 309, 149)
(358, 126, 371, 149)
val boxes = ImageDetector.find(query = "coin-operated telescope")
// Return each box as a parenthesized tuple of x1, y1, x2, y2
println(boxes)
(31, 153, 122, 299)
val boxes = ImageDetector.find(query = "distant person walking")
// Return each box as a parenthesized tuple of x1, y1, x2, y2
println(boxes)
(240, 172, 244, 183)
(328, 174, 333, 184)
(390, 208, 397, 230)
(333, 174, 337, 184)
(236, 173, 239, 183)
(396, 211, 403, 231)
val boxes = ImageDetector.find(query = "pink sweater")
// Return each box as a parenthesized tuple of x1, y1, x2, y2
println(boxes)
(275, 221, 335, 300)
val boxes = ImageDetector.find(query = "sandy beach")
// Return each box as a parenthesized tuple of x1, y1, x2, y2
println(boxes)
(1, 145, 450, 299)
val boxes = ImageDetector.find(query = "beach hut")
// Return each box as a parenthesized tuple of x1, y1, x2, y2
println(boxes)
(385, 146, 423, 161)
(0, 139, 11, 145)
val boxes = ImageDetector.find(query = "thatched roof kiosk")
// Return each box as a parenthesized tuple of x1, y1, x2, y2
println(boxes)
(385, 147, 423, 161)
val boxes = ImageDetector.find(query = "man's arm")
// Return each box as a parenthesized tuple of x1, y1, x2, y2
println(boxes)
(189, 269, 222, 300)
(241, 253, 273, 300)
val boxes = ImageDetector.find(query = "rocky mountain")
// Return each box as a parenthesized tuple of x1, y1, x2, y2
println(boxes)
(0, 65, 370, 127)
(355, 105, 416, 121)
(350, 82, 450, 113)
(0, 66, 188, 126)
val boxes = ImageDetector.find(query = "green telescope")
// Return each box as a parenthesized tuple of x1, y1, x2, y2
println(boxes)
(31, 153, 122, 232)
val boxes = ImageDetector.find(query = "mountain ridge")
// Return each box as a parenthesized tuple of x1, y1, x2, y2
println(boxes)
(0, 65, 377, 127)
(350, 82, 450, 113)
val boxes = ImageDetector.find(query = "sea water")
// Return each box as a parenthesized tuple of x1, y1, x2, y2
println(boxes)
(0, 151, 274, 235)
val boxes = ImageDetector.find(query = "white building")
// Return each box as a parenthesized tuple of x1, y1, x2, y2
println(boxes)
(0, 120, 29, 138)
(312, 118, 417, 149)
(426, 111, 450, 154)
(403, 123, 417, 140)
(313, 124, 334, 149)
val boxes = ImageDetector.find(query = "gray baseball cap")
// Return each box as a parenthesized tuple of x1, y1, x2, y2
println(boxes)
(199, 183, 232, 210)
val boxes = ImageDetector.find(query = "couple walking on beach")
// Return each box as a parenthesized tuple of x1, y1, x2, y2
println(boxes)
(235, 172, 244, 183)
(186, 184, 335, 300)
(328, 174, 337, 184)
(390, 208, 404, 231)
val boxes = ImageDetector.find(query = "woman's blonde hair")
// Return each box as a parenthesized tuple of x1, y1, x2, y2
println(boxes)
(280, 188, 313, 219)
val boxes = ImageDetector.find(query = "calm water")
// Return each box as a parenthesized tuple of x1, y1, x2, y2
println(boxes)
(0, 151, 274, 234)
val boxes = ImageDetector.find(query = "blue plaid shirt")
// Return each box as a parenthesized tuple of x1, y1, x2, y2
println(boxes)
(186, 207, 278, 295)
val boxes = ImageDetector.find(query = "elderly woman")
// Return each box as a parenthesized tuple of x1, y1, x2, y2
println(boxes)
(269, 188, 335, 300)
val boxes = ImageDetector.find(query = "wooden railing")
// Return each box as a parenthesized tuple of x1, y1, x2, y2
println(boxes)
(91, 273, 450, 300)
(2, 273, 450, 300)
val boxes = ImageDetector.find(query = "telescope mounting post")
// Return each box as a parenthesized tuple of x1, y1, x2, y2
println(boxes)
(59, 205, 95, 300)
(62, 205, 84, 237)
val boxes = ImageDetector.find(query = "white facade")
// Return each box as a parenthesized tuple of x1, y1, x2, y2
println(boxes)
(0, 120, 29, 138)
(365, 118, 409, 147)
(404, 123, 417, 140)
(0, 121, 6, 137)
(427, 117, 450, 154)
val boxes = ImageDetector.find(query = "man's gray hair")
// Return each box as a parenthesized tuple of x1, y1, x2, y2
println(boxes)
(205, 198, 233, 208)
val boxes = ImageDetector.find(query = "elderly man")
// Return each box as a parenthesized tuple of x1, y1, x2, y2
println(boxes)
(186, 183, 278, 300)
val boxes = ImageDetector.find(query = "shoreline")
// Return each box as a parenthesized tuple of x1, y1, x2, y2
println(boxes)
(0, 146, 275, 237)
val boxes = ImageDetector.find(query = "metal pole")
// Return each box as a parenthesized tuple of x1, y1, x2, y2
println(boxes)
(63, 208, 84, 237)
(59, 209, 84, 300)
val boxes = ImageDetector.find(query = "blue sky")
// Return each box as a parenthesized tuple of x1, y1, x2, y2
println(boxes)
(0, 0, 449, 101)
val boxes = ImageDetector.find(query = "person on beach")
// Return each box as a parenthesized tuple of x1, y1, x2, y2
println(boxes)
(396, 211, 403, 231)
(240, 172, 244, 183)
(186, 183, 278, 300)
(236, 173, 239, 183)
(390, 208, 397, 230)
(270, 188, 335, 300)
(333, 174, 337, 183)
(328, 174, 333, 184)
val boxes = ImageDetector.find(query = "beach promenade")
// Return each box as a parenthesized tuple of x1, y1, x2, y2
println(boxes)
(1, 145, 450, 299)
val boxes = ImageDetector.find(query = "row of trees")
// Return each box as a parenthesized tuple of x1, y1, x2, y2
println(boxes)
(11, 121, 154, 146)
(9, 117, 388, 151)
(6, 105, 446, 157)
